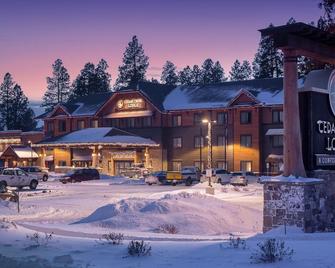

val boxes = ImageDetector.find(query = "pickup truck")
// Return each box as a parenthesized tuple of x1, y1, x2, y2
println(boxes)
(0, 168, 39, 191)
(166, 166, 201, 186)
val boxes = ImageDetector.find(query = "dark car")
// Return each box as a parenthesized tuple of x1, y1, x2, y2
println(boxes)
(60, 168, 100, 184)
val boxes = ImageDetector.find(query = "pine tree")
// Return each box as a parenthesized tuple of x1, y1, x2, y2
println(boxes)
(212, 61, 226, 83)
(191, 65, 202, 85)
(42, 59, 70, 112)
(252, 25, 283, 79)
(240, 60, 252, 80)
(0, 73, 36, 131)
(229, 60, 242, 81)
(178, 66, 193, 85)
(115, 36, 149, 89)
(318, 0, 335, 30)
(201, 58, 215, 84)
(70, 60, 111, 100)
(95, 59, 111, 93)
(161, 61, 178, 85)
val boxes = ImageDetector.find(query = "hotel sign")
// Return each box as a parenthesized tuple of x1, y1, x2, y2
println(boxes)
(116, 98, 145, 110)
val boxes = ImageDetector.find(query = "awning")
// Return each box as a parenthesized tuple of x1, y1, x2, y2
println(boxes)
(105, 110, 152, 118)
(265, 128, 284, 136)
(45, 155, 54, 161)
(266, 154, 283, 162)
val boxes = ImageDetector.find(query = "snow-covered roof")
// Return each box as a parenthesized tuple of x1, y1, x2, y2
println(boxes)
(0, 146, 39, 159)
(34, 127, 159, 147)
(163, 78, 283, 111)
(265, 128, 284, 136)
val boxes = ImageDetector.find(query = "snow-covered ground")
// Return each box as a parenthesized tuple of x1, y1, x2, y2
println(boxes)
(0, 179, 334, 267)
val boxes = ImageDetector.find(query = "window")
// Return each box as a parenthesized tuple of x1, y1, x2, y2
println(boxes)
(58, 120, 66, 132)
(3, 170, 15, 176)
(240, 161, 252, 172)
(240, 135, 252, 147)
(90, 119, 99, 128)
(111, 118, 119, 128)
(217, 112, 227, 125)
(172, 161, 182, 171)
(217, 161, 227, 170)
(194, 113, 202, 125)
(194, 161, 204, 171)
(217, 135, 226, 147)
(77, 120, 85, 130)
(58, 160, 67, 167)
(172, 115, 182, 127)
(173, 137, 182, 148)
(272, 110, 283, 123)
(272, 135, 283, 147)
(127, 118, 136, 128)
(17, 170, 25, 176)
(47, 121, 54, 132)
(240, 111, 252, 124)
(194, 136, 204, 148)
(142, 117, 152, 127)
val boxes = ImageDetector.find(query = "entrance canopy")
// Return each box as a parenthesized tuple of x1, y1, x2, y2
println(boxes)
(0, 145, 38, 159)
(33, 127, 159, 148)
(260, 22, 335, 64)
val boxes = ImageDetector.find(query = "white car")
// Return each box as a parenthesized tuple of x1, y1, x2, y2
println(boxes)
(200, 169, 231, 184)
(0, 168, 39, 191)
(230, 171, 256, 186)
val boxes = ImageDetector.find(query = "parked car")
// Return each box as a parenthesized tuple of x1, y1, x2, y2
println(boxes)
(145, 171, 167, 185)
(60, 168, 100, 184)
(230, 171, 256, 186)
(119, 163, 150, 179)
(0, 168, 39, 191)
(200, 169, 231, 184)
(18, 166, 49, 182)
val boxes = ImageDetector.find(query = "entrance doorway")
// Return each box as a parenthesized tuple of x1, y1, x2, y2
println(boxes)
(114, 160, 133, 176)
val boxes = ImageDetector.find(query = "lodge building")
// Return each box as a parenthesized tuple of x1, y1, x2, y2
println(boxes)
(32, 77, 287, 176)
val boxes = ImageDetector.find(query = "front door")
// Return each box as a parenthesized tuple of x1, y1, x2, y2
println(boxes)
(114, 161, 133, 176)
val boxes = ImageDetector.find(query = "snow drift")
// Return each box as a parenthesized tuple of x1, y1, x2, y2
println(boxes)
(73, 192, 261, 235)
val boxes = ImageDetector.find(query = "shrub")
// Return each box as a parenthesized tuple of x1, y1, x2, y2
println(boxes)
(127, 240, 151, 257)
(229, 235, 246, 249)
(25, 232, 53, 250)
(156, 224, 178, 234)
(250, 238, 294, 263)
(0, 218, 17, 230)
(98, 232, 124, 245)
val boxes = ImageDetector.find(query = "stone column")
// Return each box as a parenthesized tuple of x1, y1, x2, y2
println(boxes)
(144, 147, 150, 168)
(40, 147, 46, 168)
(283, 49, 306, 177)
(91, 146, 99, 168)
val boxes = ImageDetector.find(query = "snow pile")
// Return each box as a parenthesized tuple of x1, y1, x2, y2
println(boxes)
(259, 175, 323, 184)
(73, 192, 261, 235)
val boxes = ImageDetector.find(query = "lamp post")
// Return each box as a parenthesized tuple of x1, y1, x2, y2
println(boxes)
(202, 119, 216, 187)
(28, 140, 32, 166)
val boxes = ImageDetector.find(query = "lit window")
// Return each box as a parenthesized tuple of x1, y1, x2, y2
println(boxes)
(172, 161, 182, 171)
(173, 137, 182, 148)
(194, 136, 204, 148)
(194, 113, 202, 125)
(77, 120, 85, 130)
(240, 161, 252, 172)
(217, 161, 227, 170)
(90, 119, 99, 128)
(172, 115, 182, 127)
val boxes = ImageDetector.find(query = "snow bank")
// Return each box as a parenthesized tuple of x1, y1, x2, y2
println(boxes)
(73, 192, 262, 235)
(259, 175, 323, 184)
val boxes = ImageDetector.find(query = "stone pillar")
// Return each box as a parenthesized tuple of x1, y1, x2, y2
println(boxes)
(283, 49, 306, 177)
(40, 147, 46, 168)
(144, 147, 150, 168)
(91, 146, 99, 168)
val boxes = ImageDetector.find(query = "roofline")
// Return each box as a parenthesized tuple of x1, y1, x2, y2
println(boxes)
(32, 142, 159, 148)
(227, 88, 261, 107)
(45, 103, 71, 118)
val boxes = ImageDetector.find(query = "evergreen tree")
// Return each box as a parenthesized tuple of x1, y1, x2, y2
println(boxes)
(201, 58, 215, 84)
(191, 65, 202, 85)
(71, 59, 111, 100)
(252, 25, 283, 79)
(229, 60, 242, 81)
(240, 60, 252, 80)
(42, 59, 70, 112)
(318, 0, 335, 30)
(212, 61, 226, 83)
(178, 66, 193, 85)
(0, 73, 36, 131)
(161, 61, 178, 85)
(115, 36, 149, 89)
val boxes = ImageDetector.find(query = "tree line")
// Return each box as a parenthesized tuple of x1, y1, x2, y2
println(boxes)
(0, 0, 333, 131)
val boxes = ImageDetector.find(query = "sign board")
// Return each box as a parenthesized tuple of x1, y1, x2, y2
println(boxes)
(300, 70, 335, 170)
(116, 98, 145, 111)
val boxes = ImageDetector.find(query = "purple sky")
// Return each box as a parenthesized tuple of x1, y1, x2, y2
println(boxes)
(0, 0, 323, 101)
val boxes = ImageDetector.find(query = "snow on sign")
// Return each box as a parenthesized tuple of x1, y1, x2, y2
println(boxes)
(328, 70, 335, 116)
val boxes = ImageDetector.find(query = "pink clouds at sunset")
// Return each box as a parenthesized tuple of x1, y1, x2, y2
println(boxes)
(0, 0, 322, 101)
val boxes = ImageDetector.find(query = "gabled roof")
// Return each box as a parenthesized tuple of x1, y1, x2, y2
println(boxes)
(0, 145, 39, 159)
(34, 127, 159, 147)
(163, 78, 283, 111)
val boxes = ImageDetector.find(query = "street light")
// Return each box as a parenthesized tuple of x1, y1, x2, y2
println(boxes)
(202, 119, 216, 187)
(28, 140, 32, 166)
